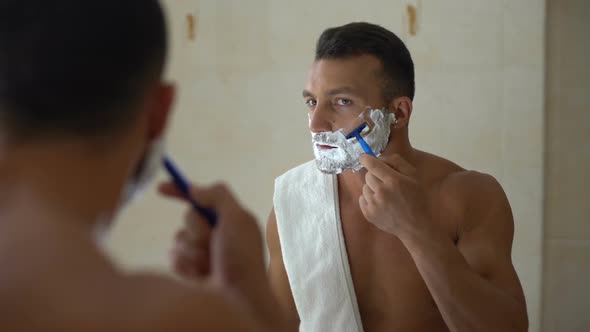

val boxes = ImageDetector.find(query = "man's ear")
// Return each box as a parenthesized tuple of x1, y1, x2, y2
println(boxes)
(147, 82, 176, 140)
(388, 96, 413, 128)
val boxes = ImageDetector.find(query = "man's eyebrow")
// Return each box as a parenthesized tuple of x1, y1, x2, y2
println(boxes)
(303, 87, 360, 98)
(326, 87, 359, 96)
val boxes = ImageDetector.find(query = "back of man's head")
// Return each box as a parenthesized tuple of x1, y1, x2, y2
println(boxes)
(0, 0, 167, 143)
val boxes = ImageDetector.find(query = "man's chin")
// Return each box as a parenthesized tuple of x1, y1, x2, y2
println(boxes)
(314, 159, 356, 175)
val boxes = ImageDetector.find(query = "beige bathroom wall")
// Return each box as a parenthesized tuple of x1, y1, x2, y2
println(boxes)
(106, 1, 546, 330)
(543, 0, 590, 331)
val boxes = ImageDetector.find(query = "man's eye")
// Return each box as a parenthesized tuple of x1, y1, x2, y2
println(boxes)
(306, 99, 317, 107)
(336, 98, 352, 106)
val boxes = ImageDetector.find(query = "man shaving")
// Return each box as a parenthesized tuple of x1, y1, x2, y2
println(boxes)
(0, 1, 292, 331)
(267, 22, 528, 331)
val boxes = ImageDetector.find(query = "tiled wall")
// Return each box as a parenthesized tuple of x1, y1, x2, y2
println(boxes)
(106, 1, 546, 330)
(542, 1, 590, 331)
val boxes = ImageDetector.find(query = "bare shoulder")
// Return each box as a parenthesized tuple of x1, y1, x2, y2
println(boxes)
(0, 224, 254, 331)
(415, 150, 512, 230)
(116, 273, 258, 331)
(266, 207, 279, 250)
(443, 168, 507, 203)
(416, 149, 506, 200)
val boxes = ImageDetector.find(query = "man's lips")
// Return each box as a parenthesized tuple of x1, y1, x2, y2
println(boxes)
(316, 144, 337, 150)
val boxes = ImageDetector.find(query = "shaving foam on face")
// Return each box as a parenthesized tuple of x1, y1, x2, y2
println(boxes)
(311, 108, 395, 174)
(121, 137, 165, 206)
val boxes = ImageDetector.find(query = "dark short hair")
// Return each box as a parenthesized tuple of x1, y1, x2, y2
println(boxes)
(0, 0, 167, 142)
(315, 22, 415, 102)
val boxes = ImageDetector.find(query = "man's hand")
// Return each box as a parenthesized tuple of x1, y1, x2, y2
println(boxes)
(167, 207, 212, 280)
(359, 154, 434, 240)
(159, 183, 214, 280)
(158, 182, 293, 332)
(158, 183, 265, 287)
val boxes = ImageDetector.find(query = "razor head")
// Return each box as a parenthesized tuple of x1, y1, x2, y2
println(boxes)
(343, 107, 375, 139)
(345, 123, 367, 140)
(358, 106, 376, 130)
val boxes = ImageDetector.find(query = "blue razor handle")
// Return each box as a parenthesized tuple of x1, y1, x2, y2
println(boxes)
(357, 135, 377, 157)
(163, 157, 218, 227)
(345, 123, 377, 157)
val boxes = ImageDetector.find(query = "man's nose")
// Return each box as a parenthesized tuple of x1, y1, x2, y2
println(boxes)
(309, 104, 333, 133)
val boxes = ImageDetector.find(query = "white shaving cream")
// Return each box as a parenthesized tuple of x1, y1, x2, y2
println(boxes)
(92, 138, 164, 242)
(121, 137, 165, 206)
(311, 108, 395, 174)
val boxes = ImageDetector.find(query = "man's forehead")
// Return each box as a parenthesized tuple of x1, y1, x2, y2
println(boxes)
(305, 56, 382, 94)
(312, 55, 382, 74)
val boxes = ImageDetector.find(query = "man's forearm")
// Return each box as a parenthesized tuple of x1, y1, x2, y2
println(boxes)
(400, 229, 528, 332)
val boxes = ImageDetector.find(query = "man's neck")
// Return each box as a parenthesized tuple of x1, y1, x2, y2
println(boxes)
(0, 141, 130, 233)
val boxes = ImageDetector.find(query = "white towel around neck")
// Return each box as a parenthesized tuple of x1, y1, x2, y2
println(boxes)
(273, 161, 364, 332)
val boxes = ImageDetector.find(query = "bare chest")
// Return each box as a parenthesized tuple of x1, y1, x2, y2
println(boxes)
(338, 194, 455, 331)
